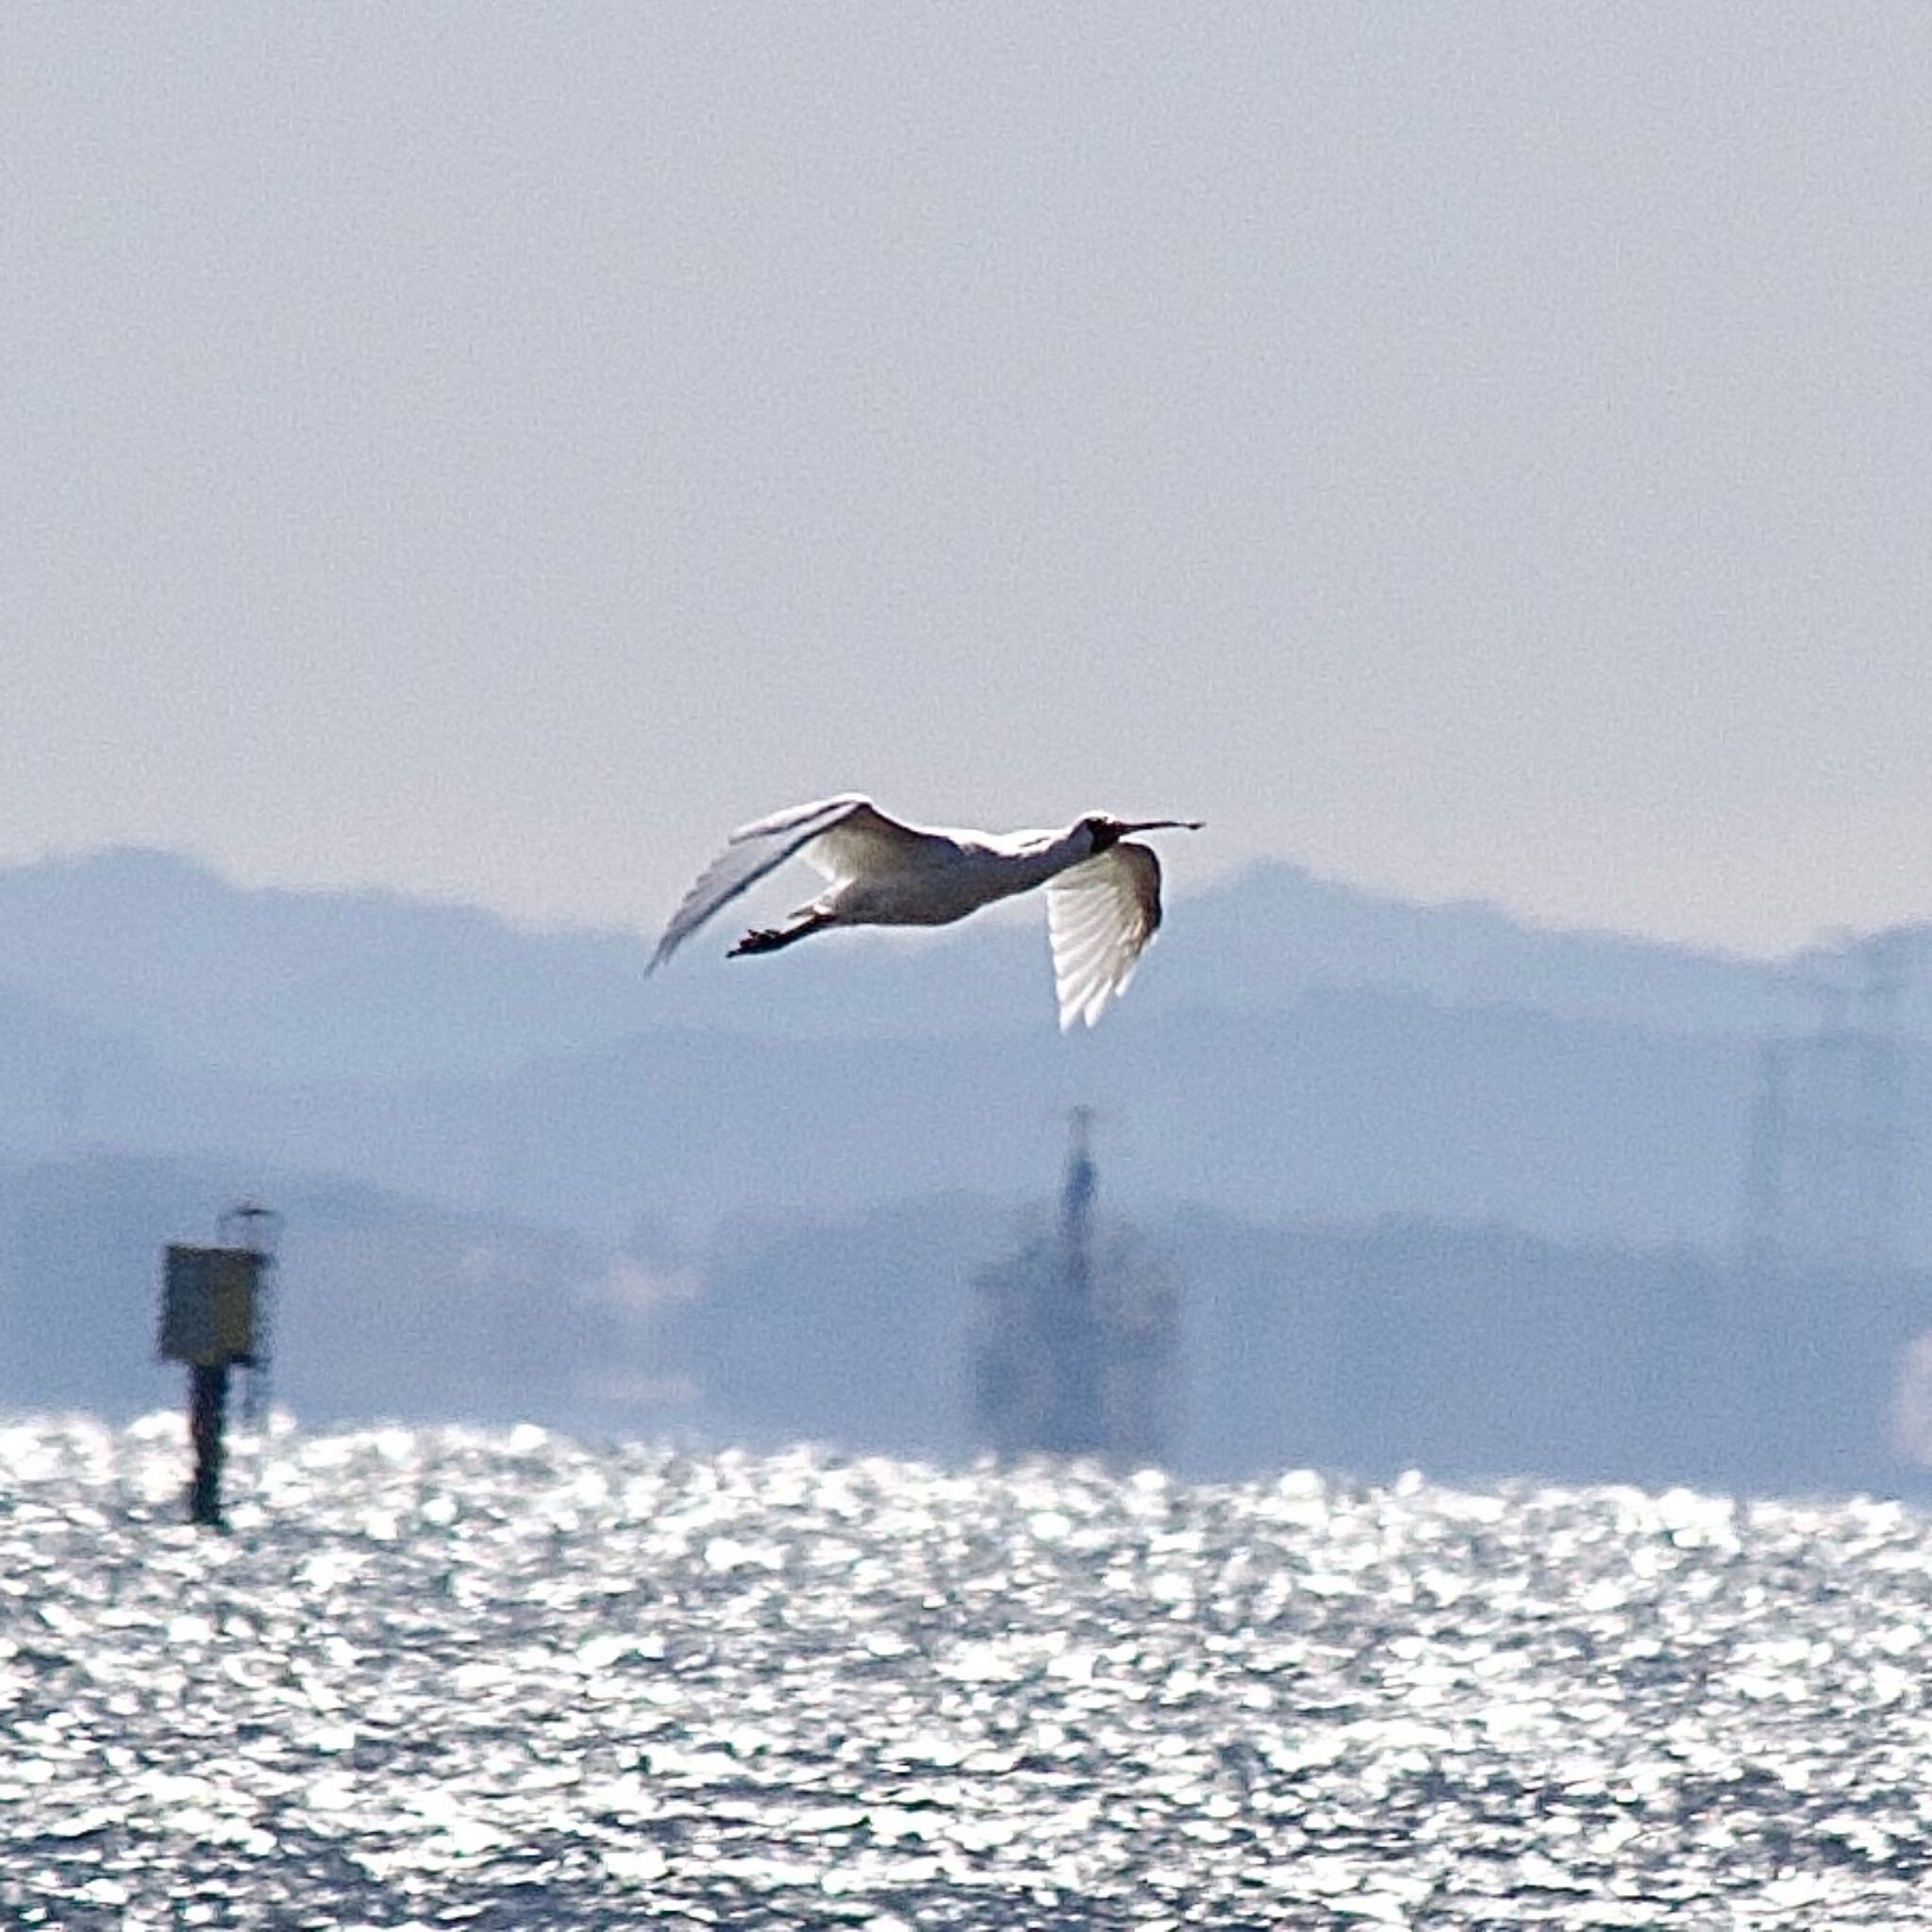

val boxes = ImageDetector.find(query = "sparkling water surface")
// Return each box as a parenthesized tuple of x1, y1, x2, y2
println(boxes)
(5, 1415, 1932, 1929)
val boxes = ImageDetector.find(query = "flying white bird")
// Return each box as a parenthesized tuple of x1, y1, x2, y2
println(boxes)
(649, 795, 1203, 1028)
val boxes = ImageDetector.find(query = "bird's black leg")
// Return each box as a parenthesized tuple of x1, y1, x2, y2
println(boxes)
(729, 910, 832, 958)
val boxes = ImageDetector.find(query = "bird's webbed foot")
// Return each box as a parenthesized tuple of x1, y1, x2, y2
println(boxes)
(729, 911, 832, 958)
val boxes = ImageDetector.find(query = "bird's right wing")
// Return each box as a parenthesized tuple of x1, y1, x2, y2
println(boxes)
(649, 794, 876, 969)
(1045, 841, 1164, 1029)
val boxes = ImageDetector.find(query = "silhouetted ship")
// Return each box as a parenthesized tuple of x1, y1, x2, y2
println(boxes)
(970, 1108, 1181, 1468)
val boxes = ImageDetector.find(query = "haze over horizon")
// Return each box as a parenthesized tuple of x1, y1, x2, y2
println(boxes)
(8, 7, 1930, 956)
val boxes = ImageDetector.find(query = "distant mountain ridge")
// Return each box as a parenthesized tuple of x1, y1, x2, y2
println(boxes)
(0, 845, 1795, 1082)
(0, 845, 1924, 1264)
(0, 849, 649, 1080)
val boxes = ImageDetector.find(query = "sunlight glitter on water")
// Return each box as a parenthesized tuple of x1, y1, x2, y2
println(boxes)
(5, 1414, 1932, 1927)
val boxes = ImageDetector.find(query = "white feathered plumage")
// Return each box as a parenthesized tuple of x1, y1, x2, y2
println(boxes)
(650, 795, 1201, 1029)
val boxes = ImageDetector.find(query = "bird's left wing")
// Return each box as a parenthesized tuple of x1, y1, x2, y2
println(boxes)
(802, 801, 943, 884)
(649, 794, 874, 970)
(1045, 841, 1164, 1029)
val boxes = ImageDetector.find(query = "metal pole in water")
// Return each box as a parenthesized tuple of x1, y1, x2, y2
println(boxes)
(188, 1360, 230, 1529)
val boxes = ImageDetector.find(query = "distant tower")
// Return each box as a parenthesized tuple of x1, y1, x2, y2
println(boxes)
(971, 1109, 1180, 1466)
(1744, 931, 1913, 1274)
(1038, 1106, 1104, 1454)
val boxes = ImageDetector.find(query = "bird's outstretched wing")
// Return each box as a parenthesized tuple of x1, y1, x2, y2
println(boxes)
(1045, 841, 1164, 1029)
(797, 801, 941, 885)
(649, 795, 924, 969)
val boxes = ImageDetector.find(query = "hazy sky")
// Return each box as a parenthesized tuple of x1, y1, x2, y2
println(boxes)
(6, 6, 1929, 956)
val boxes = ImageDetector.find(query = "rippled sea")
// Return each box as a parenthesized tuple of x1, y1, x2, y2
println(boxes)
(8, 1417, 1932, 1929)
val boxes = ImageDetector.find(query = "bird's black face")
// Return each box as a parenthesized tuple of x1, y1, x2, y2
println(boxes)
(1080, 812, 1204, 852)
